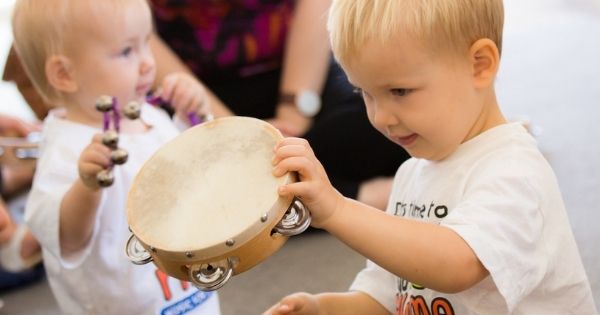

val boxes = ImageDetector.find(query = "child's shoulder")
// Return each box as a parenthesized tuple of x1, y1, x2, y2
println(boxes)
(40, 110, 97, 149)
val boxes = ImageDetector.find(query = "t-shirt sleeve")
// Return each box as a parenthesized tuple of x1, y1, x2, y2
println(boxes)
(441, 171, 546, 312)
(350, 259, 397, 314)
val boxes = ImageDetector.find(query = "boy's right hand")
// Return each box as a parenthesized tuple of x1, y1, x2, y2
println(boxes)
(272, 137, 346, 228)
(263, 293, 320, 315)
(78, 134, 112, 191)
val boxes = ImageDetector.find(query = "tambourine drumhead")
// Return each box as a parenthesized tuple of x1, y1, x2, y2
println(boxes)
(127, 117, 294, 256)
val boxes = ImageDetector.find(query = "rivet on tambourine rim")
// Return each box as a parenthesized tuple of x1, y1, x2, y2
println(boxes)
(225, 239, 235, 247)
(260, 213, 268, 223)
(186, 252, 194, 258)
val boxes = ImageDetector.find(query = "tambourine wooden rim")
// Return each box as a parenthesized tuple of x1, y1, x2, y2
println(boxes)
(126, 116, 296, 269)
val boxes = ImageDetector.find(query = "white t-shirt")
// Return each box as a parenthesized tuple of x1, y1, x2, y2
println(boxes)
(25, 106, 221, 315)
(351, 123, 596, 314)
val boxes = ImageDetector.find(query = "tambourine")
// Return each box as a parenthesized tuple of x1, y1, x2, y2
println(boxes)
(125, 116, 311, 291)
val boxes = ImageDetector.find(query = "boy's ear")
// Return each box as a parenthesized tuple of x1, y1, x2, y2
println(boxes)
(469, 38, 500, 88)
(45, 55, 78, 93)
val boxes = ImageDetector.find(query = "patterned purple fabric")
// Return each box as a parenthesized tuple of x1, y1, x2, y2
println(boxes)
(151, 0, 295, 82)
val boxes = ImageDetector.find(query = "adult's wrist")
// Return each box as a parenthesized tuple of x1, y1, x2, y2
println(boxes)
(278, 90, 322, 117)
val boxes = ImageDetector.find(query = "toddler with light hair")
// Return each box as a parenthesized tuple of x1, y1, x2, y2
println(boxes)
(12, 0, 220, 313)
(264, 0, 596, 314)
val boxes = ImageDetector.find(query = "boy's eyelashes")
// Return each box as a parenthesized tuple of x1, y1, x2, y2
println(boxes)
(120, 46, 133, 57)
(352, 86, 412, 98)
(391, 88, 412, 97)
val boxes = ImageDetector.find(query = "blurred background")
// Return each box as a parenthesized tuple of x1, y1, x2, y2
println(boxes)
(1, 0, 599, 313)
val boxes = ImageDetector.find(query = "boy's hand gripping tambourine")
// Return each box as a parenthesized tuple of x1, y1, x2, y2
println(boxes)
(125, 117, 311, 291)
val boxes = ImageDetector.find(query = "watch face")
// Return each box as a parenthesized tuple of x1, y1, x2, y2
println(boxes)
(296, 90, 321, 117)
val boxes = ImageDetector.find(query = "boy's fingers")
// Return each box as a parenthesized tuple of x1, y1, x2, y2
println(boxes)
(277, 137, 310, 146)
(273, 155, 313, 178)
(264, 302, 296, 315)
(272, 144, 311, 165)
(278, 181, 313, 200)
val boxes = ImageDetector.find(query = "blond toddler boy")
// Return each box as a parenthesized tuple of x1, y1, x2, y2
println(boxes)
(265, 0, 597, 314)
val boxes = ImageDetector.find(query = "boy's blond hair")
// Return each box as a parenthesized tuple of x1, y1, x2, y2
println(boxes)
(11, 0, 148, 104)
(328, 0, 504, 65)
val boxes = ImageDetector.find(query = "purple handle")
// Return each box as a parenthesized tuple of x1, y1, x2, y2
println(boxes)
(187, 113, 200, 126)
(102, 97, 118, 132)
(146, 94, 201, 126)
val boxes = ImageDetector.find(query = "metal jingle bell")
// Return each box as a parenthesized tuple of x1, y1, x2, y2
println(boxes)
(123, 101, 141, 120)
(102, 131, 119, 149)
(96, 169, 115, 187)
(111, 148, 129, 165)
(95, 95, 114, 112)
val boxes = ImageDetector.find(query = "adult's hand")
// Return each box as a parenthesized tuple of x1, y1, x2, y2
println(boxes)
(268, 105, 311, 137)
(0, 114, 39, 137)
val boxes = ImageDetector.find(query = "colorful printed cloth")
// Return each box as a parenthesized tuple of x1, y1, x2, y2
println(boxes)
(151, 0, 295, 82)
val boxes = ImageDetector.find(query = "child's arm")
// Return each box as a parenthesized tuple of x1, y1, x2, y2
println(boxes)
(59, 134, 111, 255)
(264, 292, 389, 315)
(273, 138, 488, 293)
(323, 199, 488, 293)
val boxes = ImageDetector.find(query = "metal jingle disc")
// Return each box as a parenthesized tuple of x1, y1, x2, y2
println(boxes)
(125, 234, 153, 265)
(188, 258, 234, 291)
(95, 95, 114, 112)
(273, 199, 311, 236)
(123, 101, 141, 120)
(102, 131, 119, 149)
(111, 148, 129, 165)
(96, 169, 114, 187)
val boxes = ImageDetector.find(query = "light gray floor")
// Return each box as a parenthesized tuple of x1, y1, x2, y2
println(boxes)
(0, 231, 364, 315)
(1, 0, 600, 314)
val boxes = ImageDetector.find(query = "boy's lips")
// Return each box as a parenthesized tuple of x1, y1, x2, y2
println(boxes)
(394, 133, 418, 146)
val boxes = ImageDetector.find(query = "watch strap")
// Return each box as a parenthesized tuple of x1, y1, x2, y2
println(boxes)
(278, 93, 296, 105)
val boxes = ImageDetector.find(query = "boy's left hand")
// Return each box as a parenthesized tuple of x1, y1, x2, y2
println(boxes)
(157, 72, 210, 124)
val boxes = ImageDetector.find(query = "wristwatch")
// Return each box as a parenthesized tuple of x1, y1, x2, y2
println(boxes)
(279, 90, 322, 117)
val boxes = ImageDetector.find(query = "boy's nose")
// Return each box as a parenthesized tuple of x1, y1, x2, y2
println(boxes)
(371, 101, 396, 128)
(140, 54, 155, 75)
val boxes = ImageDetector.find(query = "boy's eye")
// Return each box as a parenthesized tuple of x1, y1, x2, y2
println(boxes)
(391, 88, 411, 97)
(352, 87, 363, 95)
(120, 47, 133, 57)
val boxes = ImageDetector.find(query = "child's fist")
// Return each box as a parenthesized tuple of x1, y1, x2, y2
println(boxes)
(78, 134, 112, 190)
